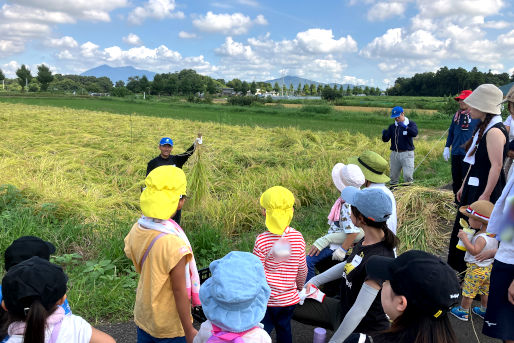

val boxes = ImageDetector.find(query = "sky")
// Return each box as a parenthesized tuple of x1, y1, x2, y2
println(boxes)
(0, 0, 513, 88)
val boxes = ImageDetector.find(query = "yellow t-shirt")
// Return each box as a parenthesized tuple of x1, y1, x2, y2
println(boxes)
(124, 222, 192, 338)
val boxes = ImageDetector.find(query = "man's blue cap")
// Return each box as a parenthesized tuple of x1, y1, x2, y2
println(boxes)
(391, 106, 404, 118)
(341, 186, 392, 223)
(159, 137, 173, 146)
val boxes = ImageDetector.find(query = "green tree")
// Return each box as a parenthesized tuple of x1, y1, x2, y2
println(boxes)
(303, 84, 309, 95)
(296, 83, 302, 95)
(115, 80, 125, 87)
(0, 69, 5, 90)
(289, 83, 294, 95)
(241, 81, 249, 95)
(282, 84, 287, 95)
(250, 81, 257, 94)
(36, 64, 53, 91)
(345, 86, 352, 96)
(316, 84, 322, 95)
(309, 84, 315, 95)
(16, 65, 32, 91)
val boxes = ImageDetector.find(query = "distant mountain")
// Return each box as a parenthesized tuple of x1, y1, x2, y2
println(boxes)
(263, 75, 366, 90)
(500, 81, 514, 95)
(80, 64, 156, 83)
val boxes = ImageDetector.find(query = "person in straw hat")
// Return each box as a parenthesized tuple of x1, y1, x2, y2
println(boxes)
(124, 165, 199, 343)
(501, 85, 514, 177)
(349, 150, 397, 235)
(447, 84, 508, 275)
(450, 200, 498, 321)
(306, 163, 365, 282)
(444, 90, 480, 200)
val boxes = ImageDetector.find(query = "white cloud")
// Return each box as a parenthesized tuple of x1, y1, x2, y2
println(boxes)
(123, 33, 143, 46)
(237, 0, 259, 7)
(127, 0, 184, 25)
(46, 36, 79, 49)
(417, 0, 504, 19)
(0, 4, 75, 24)
(1, 61, 21, 78)
(80, 42, 100, 58)
(498, 29, 514, 47)
(192, 12, 267, 35)
(367, 2, 407, 21)
(178, 31, 197, 39)
(296, 29, 357, 54)
(482, 20, 510, 29)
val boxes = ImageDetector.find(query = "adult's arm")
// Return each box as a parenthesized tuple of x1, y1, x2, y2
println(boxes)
(508, 279, 514, 305)
(382, 126, 391, 142)
(479, 128, 506, 201)
(329, 280, 380, 343)
(445, 120, 455, 148)
(171, 256, 198, 343)
(174, 144, 196, 168)
(307, 261, 347, 288)
(406, 121, 418, 137)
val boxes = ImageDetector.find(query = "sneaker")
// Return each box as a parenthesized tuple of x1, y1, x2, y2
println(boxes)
(472, 306, 486, 319)
(450, 306, 469, 321)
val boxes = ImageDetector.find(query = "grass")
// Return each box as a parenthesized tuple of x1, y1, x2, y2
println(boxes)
(0, 99, 454, 323)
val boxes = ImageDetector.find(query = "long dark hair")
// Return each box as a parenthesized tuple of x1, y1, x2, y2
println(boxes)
(384, 305, 458, 343)
(8, 299, 56, 343)
(351, 206, 399, 249)
(463, 113, 495, 154)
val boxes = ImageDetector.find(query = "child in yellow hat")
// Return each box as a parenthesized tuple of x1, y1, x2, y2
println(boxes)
(450, 200, 498, 321)
(124, 165, 199, 342)
(253, 186, 307, 343)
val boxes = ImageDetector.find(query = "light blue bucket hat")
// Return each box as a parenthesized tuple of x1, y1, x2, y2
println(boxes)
(341, 186, 392, 222)
(199, 251, 271, 332)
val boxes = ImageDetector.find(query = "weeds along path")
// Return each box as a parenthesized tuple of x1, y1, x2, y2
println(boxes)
(0, 102, 455, 322)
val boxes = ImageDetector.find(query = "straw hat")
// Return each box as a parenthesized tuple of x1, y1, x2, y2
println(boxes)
(331, 163, 365, 192)
(501, 85, 514, 104)
(260, 186, 295, 235)
(459, 200, 494, 225)
(463, 84, 503, 115)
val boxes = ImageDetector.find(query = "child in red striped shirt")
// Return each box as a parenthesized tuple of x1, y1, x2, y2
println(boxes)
(253, 186, 307, 343)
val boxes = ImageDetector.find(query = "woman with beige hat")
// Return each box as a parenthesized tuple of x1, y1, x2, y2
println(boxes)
(501, 85, 514, 177)
(447, 84, 508, 274)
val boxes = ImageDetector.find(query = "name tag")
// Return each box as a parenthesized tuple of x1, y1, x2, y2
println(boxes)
(403, 131, 407, 135)
(468, 177, 479, 187)
(344, 254, 363, 274)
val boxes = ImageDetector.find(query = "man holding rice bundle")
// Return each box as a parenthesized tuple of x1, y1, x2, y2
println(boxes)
(146, 134, 202, 224)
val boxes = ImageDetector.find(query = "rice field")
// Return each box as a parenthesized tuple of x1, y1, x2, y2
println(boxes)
(0, 100, 455, 321)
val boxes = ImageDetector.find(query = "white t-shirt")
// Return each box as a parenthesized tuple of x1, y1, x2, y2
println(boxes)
(503, 115, 514, 142)
(464, 233, 499, 267)
(193, 320, 271, 343)
(6, 314, 92, 343)
(368, 183, 397, 235)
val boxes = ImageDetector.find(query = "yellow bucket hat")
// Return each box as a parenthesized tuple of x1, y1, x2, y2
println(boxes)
(140, 166, 187, 220)
(260, 186, 295, 235)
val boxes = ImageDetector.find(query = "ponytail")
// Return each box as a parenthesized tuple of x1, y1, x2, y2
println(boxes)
(23, 300, 50, 343)
(463, 113, 495, 154)
(351, 206, 399, 250)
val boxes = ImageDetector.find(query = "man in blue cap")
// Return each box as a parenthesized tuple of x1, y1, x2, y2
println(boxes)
(146, 134, 202, 224)
(382, 106, 418, 185)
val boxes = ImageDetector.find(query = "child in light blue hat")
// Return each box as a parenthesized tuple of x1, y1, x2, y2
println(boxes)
(194, 251, 272, 343)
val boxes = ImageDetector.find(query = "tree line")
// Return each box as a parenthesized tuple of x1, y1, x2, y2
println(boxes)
(388, 67, 513, 96)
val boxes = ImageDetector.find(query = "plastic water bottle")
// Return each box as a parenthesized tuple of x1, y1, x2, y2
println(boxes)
(313, 327, 326, 343)
(456, 227, 475, 251)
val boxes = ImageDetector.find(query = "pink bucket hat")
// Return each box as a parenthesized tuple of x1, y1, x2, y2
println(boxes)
(331, 163, 365, 192)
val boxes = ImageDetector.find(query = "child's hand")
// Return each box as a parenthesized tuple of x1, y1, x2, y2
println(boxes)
(457, 229, 467, 240)
(185, 327, 198, 343)
(308, 245, 321, 256)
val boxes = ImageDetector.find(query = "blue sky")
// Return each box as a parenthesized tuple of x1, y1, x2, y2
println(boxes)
(1, 0, 513, 88)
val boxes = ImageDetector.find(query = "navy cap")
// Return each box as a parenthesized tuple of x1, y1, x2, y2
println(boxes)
(366, 250, 460, 319)
(159, 137, 173, 146)
(391, 106, 404, 118)
(341, 186, 392, 222)
(2, 257, 68, 316)
(5, 236, 56, 271)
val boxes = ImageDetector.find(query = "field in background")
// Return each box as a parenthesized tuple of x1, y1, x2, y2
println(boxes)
(0, 99, 455, 323)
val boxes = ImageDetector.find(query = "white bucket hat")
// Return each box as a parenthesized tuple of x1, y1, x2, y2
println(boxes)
(331, 163, 365, 192)
(464, 84, 503, 115)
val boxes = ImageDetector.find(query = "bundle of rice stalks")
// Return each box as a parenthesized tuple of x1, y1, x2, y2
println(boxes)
(186, 136, 210, 208)
(393, 185, 455, 255)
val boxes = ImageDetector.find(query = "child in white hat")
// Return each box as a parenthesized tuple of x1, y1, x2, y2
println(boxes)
(306, 164, 365, 282)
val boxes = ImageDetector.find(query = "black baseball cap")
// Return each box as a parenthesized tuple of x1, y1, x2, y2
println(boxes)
(366, 250, 460, 319)
(4, 236, 56, 271)
(2, 257, 67, 317)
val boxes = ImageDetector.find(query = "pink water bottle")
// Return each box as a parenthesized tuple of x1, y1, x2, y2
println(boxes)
(313, 327, 326, 343)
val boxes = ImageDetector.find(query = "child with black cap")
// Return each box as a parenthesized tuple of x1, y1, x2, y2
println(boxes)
(1, 256, 114, 343)
(344, 250, 460, 343)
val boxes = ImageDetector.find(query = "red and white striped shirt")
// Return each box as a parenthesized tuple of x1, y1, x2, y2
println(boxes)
(253, 227, 307, 307)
